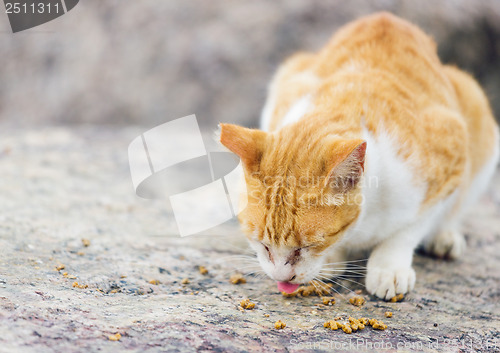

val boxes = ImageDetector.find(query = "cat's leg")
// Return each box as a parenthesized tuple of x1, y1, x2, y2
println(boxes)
(421, 200, 466, 259)
(365, 226, 424, 300)
(422, 227, 466, 260)
(423, 146, 499, 259)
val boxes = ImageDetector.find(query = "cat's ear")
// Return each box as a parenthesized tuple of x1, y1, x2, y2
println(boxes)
(219, 123, 267, 171)
(324, 139, 367, 191)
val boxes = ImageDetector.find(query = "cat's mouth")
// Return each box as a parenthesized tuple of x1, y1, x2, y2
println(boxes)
(277, 281, 300, 294)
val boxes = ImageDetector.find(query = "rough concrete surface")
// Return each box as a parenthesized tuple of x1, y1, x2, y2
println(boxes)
(0, 126, 499, 353)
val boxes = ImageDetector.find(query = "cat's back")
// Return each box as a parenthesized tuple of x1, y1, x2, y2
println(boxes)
(314, 12, 455, 107)
(263, 12, 498, 208)
(264, 12, 456, 132)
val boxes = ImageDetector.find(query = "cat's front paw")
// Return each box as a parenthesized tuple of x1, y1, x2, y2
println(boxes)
(366, 266, 415, 300)
(424, 230, 466, 260)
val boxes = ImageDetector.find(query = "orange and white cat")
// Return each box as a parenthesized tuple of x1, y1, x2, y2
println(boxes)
(219, 13, 499, 299)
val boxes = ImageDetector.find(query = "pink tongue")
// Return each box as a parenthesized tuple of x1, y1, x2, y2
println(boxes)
(277, 281, 300, 294)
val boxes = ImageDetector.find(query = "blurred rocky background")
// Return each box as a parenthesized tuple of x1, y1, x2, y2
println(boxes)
(0, 0, 499, 129)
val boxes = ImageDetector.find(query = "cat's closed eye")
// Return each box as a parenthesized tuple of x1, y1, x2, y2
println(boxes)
(261, 243, 274, 262)
(285, 248, 302, 265)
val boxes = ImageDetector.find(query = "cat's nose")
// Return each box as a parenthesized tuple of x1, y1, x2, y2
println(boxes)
(273, 271, 297, 283)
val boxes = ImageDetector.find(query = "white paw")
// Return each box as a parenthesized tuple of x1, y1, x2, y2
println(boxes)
(425, 230, 466, 260)
(366, 266, 415, 300)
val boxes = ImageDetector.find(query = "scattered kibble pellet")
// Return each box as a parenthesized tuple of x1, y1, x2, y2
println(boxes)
(240, 299, 255, 310)
(349, 317, 365, 330)
(324, 317, 388, 334)
(298, 286, 314, 297)
(341, 323, 353, 334)
(264, 314, 270, 317)
(229, 273, 246, 284)
(77, 251, 85, 256)
(149, 279, 160, 285)
(385, 311, 393, 318)
(372, 320, 388, 330)
(280, 281, 332, 298)
(198, 266, 208, 275)
(349, 296, 365, 306)
(82, 238, 91, 247)
(324, 320, 340, 330)
(390, 293, 404, 302)
(72, 282, 88, 289)
(55, 264, 65, 271)
(321, 297, 335, 305)
(62, 272, 76, 279)
(108, 333, 121, 341)
(311, 281, 333, 296)
(181, 278, 189, 285)
(275, 320, 286, 329)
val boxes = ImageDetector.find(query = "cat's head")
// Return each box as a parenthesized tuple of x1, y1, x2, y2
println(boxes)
(220, 123, 366, 292)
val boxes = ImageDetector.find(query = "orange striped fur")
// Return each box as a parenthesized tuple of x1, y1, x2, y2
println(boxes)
(220, 13, 499, 299)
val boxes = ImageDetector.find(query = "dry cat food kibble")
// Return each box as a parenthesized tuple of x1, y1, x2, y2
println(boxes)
(371, 320, 388, 330)
(108, 333, 121, 341)
(390, 293, 404, 302)
(324, 320, 340, 330)
(149, 279, 160, 285)
(72, 282, 88, 289)
(181, 278, 190, 285)
(311, 281, 333, 296)
(55, 264, 65, 271)
(229, 273, 246, 284)
(198, 266, 208, 275)
(341, 323, 353, 334)
(281, 281, 332, 297)
(349, 317, 365, 331)
(385, 311, 393, 318)
(321, 297, 335, 305)
(349, 296, 365, 306)
(275, 320, 286, 329)
(324, 317, 387, 334)
(81, 238, 91, 247)
(298, 285, 315, 297)
(240, 299, 255, 310)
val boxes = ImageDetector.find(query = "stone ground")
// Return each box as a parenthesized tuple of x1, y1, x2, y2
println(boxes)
(0, 126, 499, 353)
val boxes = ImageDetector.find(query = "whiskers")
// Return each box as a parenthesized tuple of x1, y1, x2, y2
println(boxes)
(313, 258, 368, 298)
(216, 253, 266, 279)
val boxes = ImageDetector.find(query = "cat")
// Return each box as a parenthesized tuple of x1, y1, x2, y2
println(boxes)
(219, 12, 499, 300)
